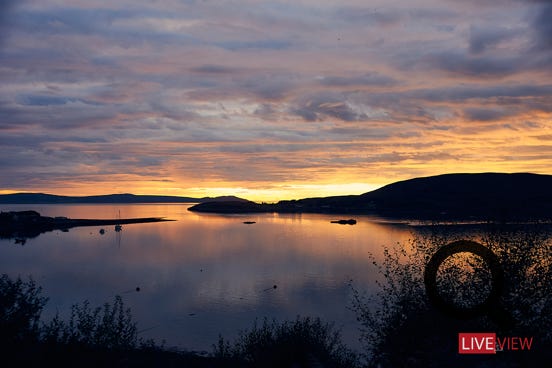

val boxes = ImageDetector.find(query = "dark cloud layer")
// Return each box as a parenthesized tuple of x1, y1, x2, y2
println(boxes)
(319, 73, 397, 87)
(469, 26, 518, 54)
(410, 51, 524, 78)
(335, 7, 402, 26)
(292, 93, 367, 122)
(0, 0, 19, 46)
(532, 3, 552, 51)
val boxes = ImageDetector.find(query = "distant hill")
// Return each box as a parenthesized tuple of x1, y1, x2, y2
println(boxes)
(187, 200, 269, 213)
(189, 173, 552, 220)
(0, 193, 247, 204)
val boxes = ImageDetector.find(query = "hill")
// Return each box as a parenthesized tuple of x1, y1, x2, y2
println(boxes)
(189, 173, 552, 220)
(0, 193, 246, 204)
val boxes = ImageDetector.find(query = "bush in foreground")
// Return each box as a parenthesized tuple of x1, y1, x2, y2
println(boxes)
(214, 317, 362, 368)
(1, 274, 360, 367)
(42, 295, 139, 350)
(0, 274, 47, 345)
(351, 223, 552, 367)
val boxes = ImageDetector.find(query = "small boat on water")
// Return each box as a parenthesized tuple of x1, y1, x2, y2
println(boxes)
(330, 219, 357, 225)
(114, 210, 122, 232)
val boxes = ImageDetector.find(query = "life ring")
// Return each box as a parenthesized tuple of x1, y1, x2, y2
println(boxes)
(424, 240, 503, 318)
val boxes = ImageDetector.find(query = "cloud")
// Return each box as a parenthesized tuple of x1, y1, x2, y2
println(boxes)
(424, 51, 523, 78)
(190, 65, 239, 74)
(531, 3, 552, 51)
(408, 84, 552, 103)
(462, 107, 512, 122)
(0, 0, 551, 198)
(15, 94, 101, 106)
(215, 39, 293, 51)
(0, 0, 18, 25)
(0, 0, 19, 47)
(533, 134, 552, 141)
(468, 26, 518, 54)
(318, 72, 397, 87)
(292, 93, 367, 122)
(334, 7, 402, 27)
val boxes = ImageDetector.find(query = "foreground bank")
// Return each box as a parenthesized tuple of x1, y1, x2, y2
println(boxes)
(1, 274, 360, 368)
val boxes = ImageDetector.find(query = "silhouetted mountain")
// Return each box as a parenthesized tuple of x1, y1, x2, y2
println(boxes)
(189, 173, 552, 220)
(358, 172, 552, 219)
(0, 193, 247, 204)
(188, 200, 268, 213)
(201, 195, 248, 203)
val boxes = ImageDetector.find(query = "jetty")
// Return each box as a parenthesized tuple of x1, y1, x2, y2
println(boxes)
(1, 210, 172, 239)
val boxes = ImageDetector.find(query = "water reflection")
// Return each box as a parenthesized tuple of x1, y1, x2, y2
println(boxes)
(0, 204, 411, 351)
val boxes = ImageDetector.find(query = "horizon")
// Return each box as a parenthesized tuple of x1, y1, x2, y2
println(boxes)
(0, 182, 382, 202)
(1, 1, 551, 202)
(1, 171, 548, 203)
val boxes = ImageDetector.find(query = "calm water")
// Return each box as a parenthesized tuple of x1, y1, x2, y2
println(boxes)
(0, 204, 413, 352)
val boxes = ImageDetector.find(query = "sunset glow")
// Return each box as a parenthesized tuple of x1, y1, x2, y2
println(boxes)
(1, 0, 551, 201)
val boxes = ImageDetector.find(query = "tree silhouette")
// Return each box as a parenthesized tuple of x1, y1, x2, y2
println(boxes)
(351, 223, 552, 367)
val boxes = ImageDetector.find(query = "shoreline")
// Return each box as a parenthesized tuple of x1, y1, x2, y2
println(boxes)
(0, 210, 173, 239)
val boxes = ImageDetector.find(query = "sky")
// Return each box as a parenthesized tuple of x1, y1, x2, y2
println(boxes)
(0, 0, 551, 201)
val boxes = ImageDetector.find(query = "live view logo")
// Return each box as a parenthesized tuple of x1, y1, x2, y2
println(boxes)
(458, 333, 534, 354)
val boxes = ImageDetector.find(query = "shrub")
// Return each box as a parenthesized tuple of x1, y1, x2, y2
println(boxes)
(0, 274, 47, 344)
(214, 316, 361, 368)
(351, 223, 552, 367)
(42, 295, 138, 350)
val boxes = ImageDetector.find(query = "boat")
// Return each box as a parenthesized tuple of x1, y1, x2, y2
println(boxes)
(330, 219, 357, 225)
(115, 210, 122, 232)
